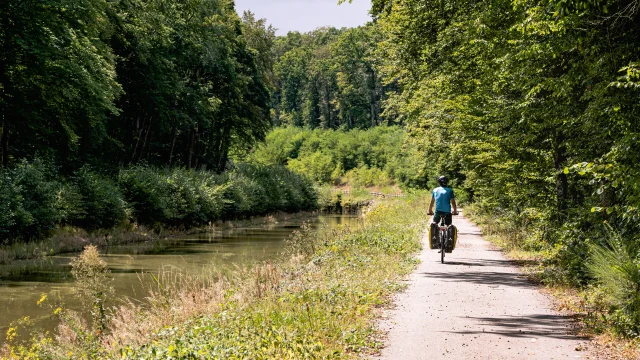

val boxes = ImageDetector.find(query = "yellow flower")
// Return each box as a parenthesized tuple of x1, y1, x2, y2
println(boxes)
(6, 326, 17, 342)
(36, 293, 47, 306)
(54, 307, 63, 315)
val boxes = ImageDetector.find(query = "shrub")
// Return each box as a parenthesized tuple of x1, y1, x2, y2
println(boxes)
(0, 160, 65, 242)
(118, 166, 173, 225)
(247, 126, 419, 188)
(287, 152, 335, 183)
(230, 163, 318, 215)
(587, 227, 640, 337)
(118, 167, 227, 227)
(72, 168, 128, 230)
(344, 165, 393, 187)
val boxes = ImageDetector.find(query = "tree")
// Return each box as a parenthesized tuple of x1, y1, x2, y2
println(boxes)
(0, 0, 120, 169)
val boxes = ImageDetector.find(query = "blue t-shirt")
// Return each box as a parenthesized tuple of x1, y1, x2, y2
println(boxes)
(432, 187, 455, 213)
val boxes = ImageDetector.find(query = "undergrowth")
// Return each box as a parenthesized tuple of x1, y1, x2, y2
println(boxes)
(1, 197, 427, 359)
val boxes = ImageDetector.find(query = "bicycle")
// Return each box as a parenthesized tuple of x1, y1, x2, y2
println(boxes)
(428, 212, 459, 263)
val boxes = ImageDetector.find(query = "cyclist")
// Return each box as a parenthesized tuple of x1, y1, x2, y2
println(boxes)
(427, 176, 458, 251)
(427, 175, 458, 221)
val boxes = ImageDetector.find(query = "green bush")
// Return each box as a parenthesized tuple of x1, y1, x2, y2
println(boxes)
(229, 163, 317, 215)
(344, 165, 393, 187)
(287, 152, 335, 183)
(0, 161, 65, 243)
(587, 227, 640, 337)
(71, 168, 128, 230)
(246, 126, 423, 188)
(0, 161, 318, 242)
(118, 167, 227, 227)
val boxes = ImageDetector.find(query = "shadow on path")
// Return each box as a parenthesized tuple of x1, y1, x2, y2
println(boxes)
(446, 314, 584, 340)
(427, 257, 539, 268)
(421, 270, 535, 289)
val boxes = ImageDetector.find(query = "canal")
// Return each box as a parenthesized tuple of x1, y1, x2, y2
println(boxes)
(0, 214, 359, 344)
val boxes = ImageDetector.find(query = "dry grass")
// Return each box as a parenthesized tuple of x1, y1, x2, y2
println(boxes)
(2, 199, 426, 359)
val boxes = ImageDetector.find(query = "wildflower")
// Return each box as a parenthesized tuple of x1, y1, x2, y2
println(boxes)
(37, 293, 47, 306)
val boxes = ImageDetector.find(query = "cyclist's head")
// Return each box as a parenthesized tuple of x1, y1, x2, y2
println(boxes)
(438, 176, 449, 187)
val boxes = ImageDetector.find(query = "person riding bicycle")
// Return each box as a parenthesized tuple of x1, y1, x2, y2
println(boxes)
(427, 176, 458, 224)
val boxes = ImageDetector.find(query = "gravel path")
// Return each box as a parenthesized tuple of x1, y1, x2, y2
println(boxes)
(376, 214, 593, 360)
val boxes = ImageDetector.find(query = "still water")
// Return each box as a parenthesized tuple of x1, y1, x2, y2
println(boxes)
(0, 214, 359, 343)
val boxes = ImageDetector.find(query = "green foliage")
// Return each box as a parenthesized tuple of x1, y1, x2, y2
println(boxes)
(117, 166, 227, 227)
(116, 164, 317, 227)
(0, 159, 318, 243)
(587, 228, 640, 337)
(344, 166, 393, 188)
(271, 25, 396, 129)
(372, 0, 640, 289)
(0, 0, 120, 168)
(1, 0, 271, 172)
(72, 168, 128, 230)
(0, 161, 66, 243)
(248, 126, 426, 188)
(223, 163, 318, 217)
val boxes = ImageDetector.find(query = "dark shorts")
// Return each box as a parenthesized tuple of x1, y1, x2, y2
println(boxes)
(433, 211, 452, 226)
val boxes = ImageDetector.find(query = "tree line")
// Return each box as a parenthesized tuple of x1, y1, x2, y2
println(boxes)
(268, 25, 399, 129)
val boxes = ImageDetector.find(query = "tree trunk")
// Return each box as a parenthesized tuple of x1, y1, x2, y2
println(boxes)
(216, 123, 232, 173)
(554, 134, 568, 213)
(168, 129, 177, 166)
(188, 128, 196, 169)
(138, 120, 151, 163)
(370, 101, 376, 128)
(1, 43, 9, 168)
(324, 84, 332, 129)
(0, 122, 7, 168)
(130, 115, 144, 164)
(368, 68, 377, 127)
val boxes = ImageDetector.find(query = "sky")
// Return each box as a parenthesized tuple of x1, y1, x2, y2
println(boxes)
(234, 0, 372, 35)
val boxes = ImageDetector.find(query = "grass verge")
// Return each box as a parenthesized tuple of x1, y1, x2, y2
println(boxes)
(1, 197, 427, 359)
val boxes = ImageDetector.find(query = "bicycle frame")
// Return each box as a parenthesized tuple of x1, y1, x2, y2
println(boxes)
(438, 218, 449, 263)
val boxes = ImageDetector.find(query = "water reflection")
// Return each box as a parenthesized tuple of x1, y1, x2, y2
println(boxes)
(0, 214, 359, 343)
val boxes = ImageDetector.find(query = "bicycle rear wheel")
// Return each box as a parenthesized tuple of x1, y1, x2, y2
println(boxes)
(440, 231, 445, 263)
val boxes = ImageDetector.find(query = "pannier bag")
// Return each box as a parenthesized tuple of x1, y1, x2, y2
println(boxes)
(446, 225, 458, 253)
(429, 223, 439, 249)
(429, 223, 458, 251)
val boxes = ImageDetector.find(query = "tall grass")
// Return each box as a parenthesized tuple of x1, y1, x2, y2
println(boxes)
(587, 227, 640, 337)
(1, 198, 427, 359)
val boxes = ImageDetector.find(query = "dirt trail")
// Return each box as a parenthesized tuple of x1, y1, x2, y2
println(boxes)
(376, 214, 593, 360)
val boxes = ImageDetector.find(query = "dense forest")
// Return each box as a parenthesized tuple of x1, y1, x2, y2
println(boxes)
(1, 0, 269, 171)
(3, 0, 640, 342)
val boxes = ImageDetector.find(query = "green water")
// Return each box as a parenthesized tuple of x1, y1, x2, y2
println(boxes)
(0, 214, 358, 343)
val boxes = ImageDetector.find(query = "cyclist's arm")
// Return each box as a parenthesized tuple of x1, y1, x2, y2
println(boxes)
(451, 198, 458, 215)
(428, 197, 435, 215)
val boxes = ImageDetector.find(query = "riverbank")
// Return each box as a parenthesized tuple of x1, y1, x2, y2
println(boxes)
(0, 211, 326, 266)
(2, 197, 427, 358)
